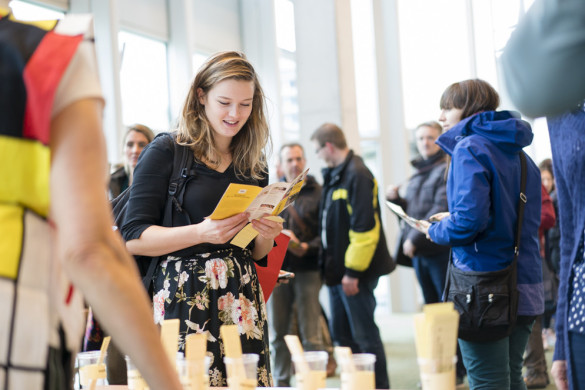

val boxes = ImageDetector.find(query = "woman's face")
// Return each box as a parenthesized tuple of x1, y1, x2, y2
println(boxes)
(541, 170, 554, 194)
(438, 108, 464, 131)
(198, 79, 255, 145)
(124, 130, 150, 169)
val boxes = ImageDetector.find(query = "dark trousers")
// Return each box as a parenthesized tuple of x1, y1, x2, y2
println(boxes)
(459, 319, 534, 390)
(328, 278, 390, 389)
(523, 316, 548, 379)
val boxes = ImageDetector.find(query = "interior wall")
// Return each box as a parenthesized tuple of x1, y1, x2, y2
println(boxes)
(192, 0, 242, 54)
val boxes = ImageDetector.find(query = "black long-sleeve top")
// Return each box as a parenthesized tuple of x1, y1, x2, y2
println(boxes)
(120, 134, 267, 256)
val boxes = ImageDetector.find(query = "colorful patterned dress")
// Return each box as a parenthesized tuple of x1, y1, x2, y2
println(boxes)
(121, 135, 273, 386)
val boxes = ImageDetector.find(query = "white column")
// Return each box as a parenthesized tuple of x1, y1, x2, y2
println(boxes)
(240, 0, 282, 173)
(373, 0, 421, 313)
(70, 0, 124, 164)
(167, 0, 195, 124)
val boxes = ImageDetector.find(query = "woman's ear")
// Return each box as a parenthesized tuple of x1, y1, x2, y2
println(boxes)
(197, 88, 206, 105)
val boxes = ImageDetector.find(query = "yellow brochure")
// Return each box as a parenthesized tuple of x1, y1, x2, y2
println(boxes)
(207, 184, 263, 220)
(208, 168, 308, 221)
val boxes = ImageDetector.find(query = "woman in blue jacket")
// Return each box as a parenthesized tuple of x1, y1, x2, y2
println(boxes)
(425, 79, 544, 389)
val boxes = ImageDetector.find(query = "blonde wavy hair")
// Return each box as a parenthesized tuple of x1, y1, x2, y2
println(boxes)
(176, 51, 270, 180)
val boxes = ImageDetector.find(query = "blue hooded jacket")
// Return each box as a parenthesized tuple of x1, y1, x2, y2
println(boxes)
(428, 111, 544, 316)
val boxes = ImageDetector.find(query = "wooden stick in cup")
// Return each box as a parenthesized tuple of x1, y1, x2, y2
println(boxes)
(220, 325, 246, 378)
(161, 319, 180, 369)
(186, 333, 207, 361)
(334, 346, 356, 373)
(284, 335, 310, 373)
(89, 336, 110, 390)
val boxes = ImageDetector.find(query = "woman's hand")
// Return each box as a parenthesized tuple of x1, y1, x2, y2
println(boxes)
(251, 214, 283, 241)
(551, 360, 569, 390)
(251, 214, 283, 260)
(196, 212, 250, 244)
(429, 212, 450, 222)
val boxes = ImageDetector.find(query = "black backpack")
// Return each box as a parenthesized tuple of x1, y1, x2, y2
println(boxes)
(111, 132, 194, 290)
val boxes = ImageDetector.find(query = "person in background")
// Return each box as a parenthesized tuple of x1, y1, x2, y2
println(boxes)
(502, 2, 585, 386)
(523, 185, 555, 389)
(120, 51, 282, 387)
(109, 124, 155, 198)
(312, 123, 394, 389)
(545, 108, 585, 390)
(424, 79, 543, 389)
(268, 143, 324, 387)
(385, 120, 466, 385)
(539, 159, 561, 348)
(385, 121, 449, 301)
(0, 7, 181, 390)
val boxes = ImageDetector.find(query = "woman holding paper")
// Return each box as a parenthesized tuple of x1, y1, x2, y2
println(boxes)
(121, 51, 282, 386)
(424, 79, 543, 389)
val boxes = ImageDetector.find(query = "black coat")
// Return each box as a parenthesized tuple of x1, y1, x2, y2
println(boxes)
(390, 151, 449, 266)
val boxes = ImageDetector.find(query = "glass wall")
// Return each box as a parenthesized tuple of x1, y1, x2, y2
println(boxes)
(118, 31, 170, 132)
(274, 0, 300, 142)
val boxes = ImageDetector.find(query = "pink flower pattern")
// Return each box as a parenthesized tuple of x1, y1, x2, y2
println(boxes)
(152, 249, 272, 386)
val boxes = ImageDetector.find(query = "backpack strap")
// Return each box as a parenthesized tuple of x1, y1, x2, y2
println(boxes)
(142, 132, 194, 288)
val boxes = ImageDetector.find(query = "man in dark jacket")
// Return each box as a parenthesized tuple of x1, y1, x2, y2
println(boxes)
(268, 143, 324, 386)
(311, 123, 394, 389)
(386, 121, 449, 303)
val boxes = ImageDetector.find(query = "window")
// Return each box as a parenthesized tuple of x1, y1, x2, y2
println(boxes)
(274, 0, 300, 141)
(351, 0, 380, 138)
(8, 0, 63, 20)
(119, 31, 170, 131)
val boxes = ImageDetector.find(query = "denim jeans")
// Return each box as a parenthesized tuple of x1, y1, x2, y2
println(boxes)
(459, 318, 534, 390)
(267, 270, 323, 386)
(328, 278, 390, 389)
(412, 253, 449, 304)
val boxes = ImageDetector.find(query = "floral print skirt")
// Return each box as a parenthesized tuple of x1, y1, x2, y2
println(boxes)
(152, 248, 272, 387)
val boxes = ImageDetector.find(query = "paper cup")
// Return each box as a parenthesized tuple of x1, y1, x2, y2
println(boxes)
(292, 351, 328, 390)
(417, 356, 457, 390)
(224, 353, 259, 390)
(76, 350, 107, 388)
(176, 355, 211, 390)
(125, 355, 149, 390)
(340, 353, 376, 390)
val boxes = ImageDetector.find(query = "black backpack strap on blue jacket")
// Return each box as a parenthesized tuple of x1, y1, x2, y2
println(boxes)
(140, 132, 194, 289)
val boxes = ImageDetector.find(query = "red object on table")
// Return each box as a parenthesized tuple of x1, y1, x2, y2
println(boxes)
(255, 233, 290, 302)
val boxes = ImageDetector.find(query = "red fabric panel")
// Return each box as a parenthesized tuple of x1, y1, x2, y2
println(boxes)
(22, 31, 83, 145)
(255, 233, 290, 303)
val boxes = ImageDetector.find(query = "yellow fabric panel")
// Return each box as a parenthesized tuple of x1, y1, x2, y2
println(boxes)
(345, 214, 381, 272)
(0, 136, 50, 217)
(332, 188, 352, 215)
(0, 205, 24, 280)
